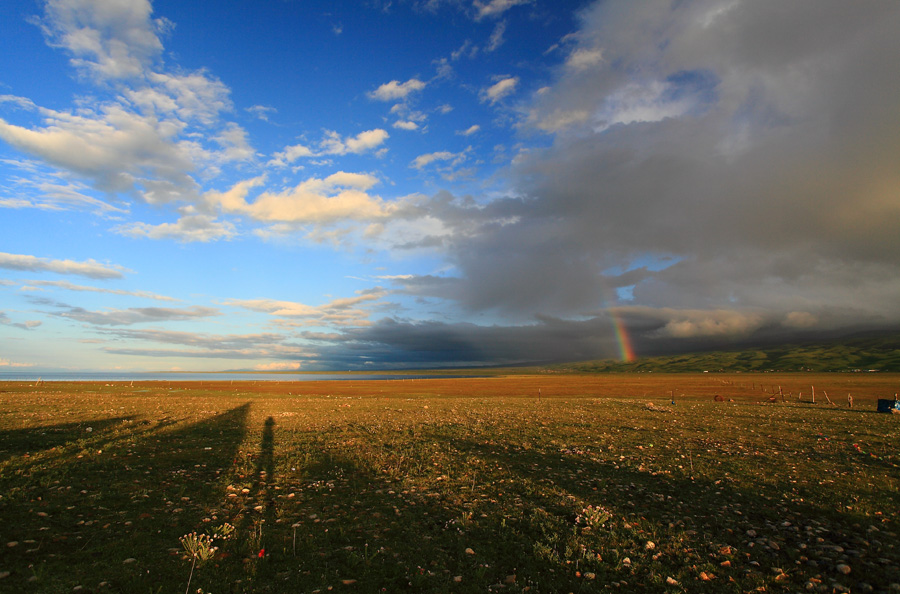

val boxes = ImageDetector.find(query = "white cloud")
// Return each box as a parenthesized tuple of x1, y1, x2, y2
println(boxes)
(0, 174, 127, 216)
(0, 357, 35, 367)
(473, 0, 531, 21)
(0, 95, 37, 110)
(245, 104, 277, 121)
(458, 125, 480, 136)
(411, 151, 456, 169)
(0, 251, 127, 279)
(344, 129, 390, 154)
(140, 71, 233, 124)
(268, 143, 314, 167)
(39, 0, 169, 80)
(368, 78, 427, 101)
(482, 76, 519, 104)
(207, 172, 394, 227)
(116, 214, 237, 243)
(0, 103, 199, 202)
(226, 289, 386, 327)
(487, 20, 506, 52)
(23, 280, 178, 302)
(319, 129, 390, 156)
(393, 120, 419, 131)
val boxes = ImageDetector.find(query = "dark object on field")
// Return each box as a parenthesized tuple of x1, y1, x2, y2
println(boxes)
(876, 398, 900, 413)
(714, 394, 724, 402)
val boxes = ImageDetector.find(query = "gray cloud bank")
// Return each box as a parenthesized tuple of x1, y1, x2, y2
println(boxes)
(370, 0, 900, 365)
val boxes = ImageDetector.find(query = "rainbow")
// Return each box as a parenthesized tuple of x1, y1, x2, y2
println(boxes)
(609, 309, 636, 363)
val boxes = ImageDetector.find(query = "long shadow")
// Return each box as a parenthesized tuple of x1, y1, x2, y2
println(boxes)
(0, 402, 251, 592)
(0, 416, 136, 463)
(232, 416, 277, 560)
(420, 428, 900, 591)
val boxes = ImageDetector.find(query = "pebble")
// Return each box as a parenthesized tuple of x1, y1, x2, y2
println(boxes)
(465, 548, 475, 555)
(665, 577, 678, 585)
(6, 542, 18, 548)
(836, 563, 851, 575)
(645, 541, 656, 551)
(123, 558, 137, 564)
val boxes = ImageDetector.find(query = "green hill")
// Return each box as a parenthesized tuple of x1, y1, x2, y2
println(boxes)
(553, 332, 900, 373)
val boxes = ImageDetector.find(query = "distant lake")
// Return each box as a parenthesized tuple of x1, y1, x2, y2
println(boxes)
(0, 371, 478, 382)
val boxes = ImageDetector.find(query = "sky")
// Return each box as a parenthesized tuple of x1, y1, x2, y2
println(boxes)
(1, 0, 899, 372)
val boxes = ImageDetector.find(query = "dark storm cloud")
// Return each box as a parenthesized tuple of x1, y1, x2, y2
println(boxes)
(400, 0, 900, 354)
(309, 316, 624, 368)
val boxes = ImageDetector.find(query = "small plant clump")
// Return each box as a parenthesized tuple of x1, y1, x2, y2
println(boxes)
(575, 504, 612, 528)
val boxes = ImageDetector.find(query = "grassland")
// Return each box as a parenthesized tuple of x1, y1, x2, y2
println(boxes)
(1, 374, 898, 593)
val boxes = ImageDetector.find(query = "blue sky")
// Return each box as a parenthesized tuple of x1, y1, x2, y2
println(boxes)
(2, 0, 899, 372)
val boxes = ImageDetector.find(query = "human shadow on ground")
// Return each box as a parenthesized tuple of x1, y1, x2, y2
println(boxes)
(0, 402, 251, 592)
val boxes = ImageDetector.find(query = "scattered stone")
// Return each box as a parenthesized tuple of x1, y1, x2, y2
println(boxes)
(6, 542, 18, 548)
(123, 558, 137, 564)
(836, 563, 850, 575)
(645, 541, 656, 551)
(453, 576, 462, 583)
(746, 529, 757, 537)
(465, 548, 475, 555)
(504, 575, 516, 584)
(666, 576, 678, 586)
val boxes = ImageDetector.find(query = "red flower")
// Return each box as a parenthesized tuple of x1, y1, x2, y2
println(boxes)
(258, 549, 265, 558)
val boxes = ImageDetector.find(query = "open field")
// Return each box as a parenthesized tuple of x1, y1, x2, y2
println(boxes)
(1, 374, 899, 593)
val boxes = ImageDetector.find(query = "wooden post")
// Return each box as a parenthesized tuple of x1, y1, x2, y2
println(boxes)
(779, 386, 785, 402)
(811, 386, 816, 404)
(848, 393, 853, 408)
(823, 391, 833, 405)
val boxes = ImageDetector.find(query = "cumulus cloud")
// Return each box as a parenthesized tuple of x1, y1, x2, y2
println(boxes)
(270, 130, 388, 166)
(115, 214, 237, 243)
(39, 0, 169, 80)
(0, 252, 127, 279)
(206, 172, 396, 230)
(393, 120, 419, 131)
(482, 76, 519, 104)
(368, 78, 427, 101)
